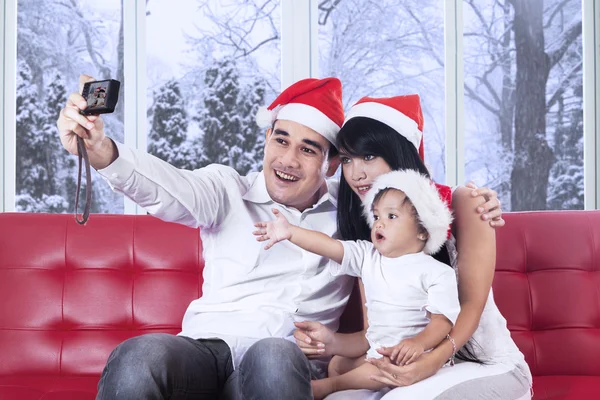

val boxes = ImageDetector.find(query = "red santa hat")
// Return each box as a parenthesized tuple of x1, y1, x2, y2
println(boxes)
(256, 78, 344, 146)
(344, 94, 425, 160)
(362, 170, 453, 255)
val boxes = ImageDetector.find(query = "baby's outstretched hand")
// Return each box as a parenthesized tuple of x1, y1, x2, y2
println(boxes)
(253, 208, 292, 250)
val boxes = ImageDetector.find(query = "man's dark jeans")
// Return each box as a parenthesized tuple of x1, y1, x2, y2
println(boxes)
(96, 333, 313, 400)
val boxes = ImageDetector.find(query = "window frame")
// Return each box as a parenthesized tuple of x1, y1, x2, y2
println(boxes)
(1, 0, 17, 213)
(1, 0, 599, 212)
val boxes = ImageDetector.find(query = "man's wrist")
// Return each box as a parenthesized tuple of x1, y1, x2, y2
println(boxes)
(90, 137, 118, 170)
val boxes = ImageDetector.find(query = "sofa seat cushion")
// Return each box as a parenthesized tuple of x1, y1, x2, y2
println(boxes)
(0, 376, 99, 400)
(533, 376, 600, 399)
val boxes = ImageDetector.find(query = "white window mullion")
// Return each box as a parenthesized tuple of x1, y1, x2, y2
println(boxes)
(123, 0, 136, 214)
(444, 0, 464, 187)
(123, 0, 147, 215)
(281, 0, 312, 90)
(583, 0, 598, 210)
(134, 0, 147, 215)
(309, 0, 319, 77)
(135, 0, 147, 169)
(595, 0, 600, 210)
(1, 0, 5, 212)
(2, 0, 17, 212)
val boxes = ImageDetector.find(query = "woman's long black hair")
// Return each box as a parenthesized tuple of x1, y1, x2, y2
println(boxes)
(336, 117, 429, 241)
(336, 116, 483, 364)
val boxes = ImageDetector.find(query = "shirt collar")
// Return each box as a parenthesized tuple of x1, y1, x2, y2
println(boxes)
(242, 171, 271, 204)
(242, 171, 339, 210)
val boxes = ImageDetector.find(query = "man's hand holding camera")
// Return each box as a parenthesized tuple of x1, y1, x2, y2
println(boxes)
(56, 75, 117, 170)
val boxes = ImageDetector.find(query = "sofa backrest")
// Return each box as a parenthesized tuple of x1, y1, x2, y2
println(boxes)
(493, 211, 600, 377)
(0, 213, 204, 377)
(1, 211, 599, 378)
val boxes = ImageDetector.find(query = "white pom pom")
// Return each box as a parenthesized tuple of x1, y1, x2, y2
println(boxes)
(255, 106, 274, 128)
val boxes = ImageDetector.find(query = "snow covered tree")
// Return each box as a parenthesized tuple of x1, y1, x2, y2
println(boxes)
(16, 0, 124, 214)
(236, 76, 267, 173)
(148, 79, 190, 168)
(547, 79, 584, 209)
(459, 0, 582, 210)
(15, 65, 70, 213)
(16, 60, 43, 196)
(45, 73, 73, 191)
(195, 59, 266, 175)
(197, 59, 242, 169)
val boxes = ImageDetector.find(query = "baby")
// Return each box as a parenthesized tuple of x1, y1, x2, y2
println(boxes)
(253, 169, 460, 399)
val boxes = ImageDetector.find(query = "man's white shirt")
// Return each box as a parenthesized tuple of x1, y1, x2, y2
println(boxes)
(98, 141, 354, 367)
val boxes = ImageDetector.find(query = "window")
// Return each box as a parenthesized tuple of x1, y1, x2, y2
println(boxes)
(318, 0, 446, 183)
(145, 0, 281, 176)
(15, 0, 124, 213)
(4, 0, 597, 214)
(464, 0, 583, 210)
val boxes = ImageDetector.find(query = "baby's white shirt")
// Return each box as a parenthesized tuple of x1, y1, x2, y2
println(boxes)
(330, 240, 460, 359)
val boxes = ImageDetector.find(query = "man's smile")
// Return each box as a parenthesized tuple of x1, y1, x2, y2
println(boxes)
(275, 169, 300, 182)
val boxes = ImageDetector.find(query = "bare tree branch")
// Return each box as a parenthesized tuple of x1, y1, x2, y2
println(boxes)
(546, 60, 582, 110)
(544, 0, 570, 29)
(466, 0, 495, 40)
(465, 84, 501, 116)
(64, 0, 111, 78)
(318, 0, 344, 26)
(403, 5, 443, 67)
(546, 17, 582, 68)
(477, 74, 503, 107)
(193, 0, 279, 60)
(235, 36, 279, 59)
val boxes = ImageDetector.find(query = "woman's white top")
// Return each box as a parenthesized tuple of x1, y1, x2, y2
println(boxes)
(330, 241, 460, 359)
(446, 237, 533, 384)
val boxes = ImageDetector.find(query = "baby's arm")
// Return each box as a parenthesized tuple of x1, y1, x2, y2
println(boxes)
(390, 313, 453, 366)
(253, 208, 344, 264)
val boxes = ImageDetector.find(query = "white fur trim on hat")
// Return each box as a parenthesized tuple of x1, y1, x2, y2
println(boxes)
(345, 102, 422, 151)
(362, 170, 453, 254)
(255, 106, 274, 128)
(255, 103, 339, 146)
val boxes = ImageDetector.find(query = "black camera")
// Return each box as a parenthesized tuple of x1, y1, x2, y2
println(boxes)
(80, 79, 120, 115)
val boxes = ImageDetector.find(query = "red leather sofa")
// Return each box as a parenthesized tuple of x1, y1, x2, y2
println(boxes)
(1, 211, 599, 400)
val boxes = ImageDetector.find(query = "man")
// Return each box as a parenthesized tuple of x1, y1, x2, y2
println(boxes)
(57, 75, 502, 399)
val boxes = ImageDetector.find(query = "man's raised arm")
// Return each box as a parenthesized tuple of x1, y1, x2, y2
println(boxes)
(57, 74, 231, 228)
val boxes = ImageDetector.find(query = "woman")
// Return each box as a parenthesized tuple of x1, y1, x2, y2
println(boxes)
(326, 95, 532, 399)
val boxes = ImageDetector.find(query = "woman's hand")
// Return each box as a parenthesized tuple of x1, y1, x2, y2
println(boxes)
(293, 321, 336, 359)
(366, 349, 443, 387)
(253, 208, 291, 250)
(465, 182, 505, 227)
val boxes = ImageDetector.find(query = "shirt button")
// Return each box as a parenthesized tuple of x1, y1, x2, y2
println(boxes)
(111, 173, 118, 178)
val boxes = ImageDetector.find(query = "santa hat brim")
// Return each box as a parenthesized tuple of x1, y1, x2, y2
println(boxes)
(256, 104, 339, 147)
(345, 102, 422, 154)
(362, 170, 453, 254)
